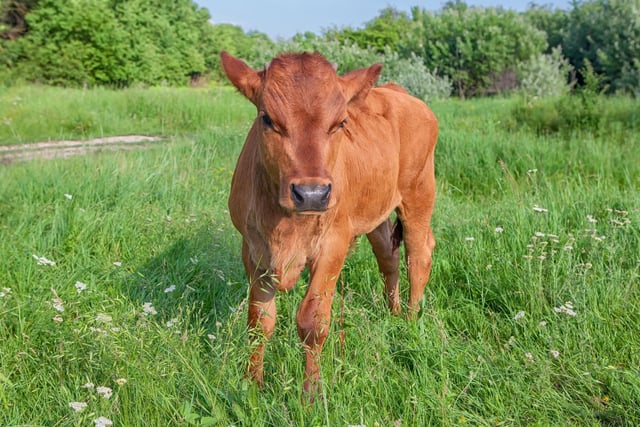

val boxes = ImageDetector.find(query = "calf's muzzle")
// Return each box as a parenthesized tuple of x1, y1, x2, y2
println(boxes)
(290, 183, 331, 212)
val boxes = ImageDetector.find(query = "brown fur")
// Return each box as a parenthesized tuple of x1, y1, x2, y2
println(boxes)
(221, 51, 438, 397)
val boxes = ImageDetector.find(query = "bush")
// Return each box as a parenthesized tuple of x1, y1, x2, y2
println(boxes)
(518, 47, 573, 100)
(380, 49, 451, 102)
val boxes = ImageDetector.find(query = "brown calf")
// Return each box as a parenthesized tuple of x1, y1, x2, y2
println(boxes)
(221, 51, 438, 396)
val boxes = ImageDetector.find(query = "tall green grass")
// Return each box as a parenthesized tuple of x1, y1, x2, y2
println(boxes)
(0, 85, 255, 144)
(1, 88, 639, 426)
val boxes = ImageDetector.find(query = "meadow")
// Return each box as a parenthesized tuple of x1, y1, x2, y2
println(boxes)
(0, 85, 639, 426)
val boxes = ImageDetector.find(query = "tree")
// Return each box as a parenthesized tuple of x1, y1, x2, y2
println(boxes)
(9, 0, 130, 85)
(417, 2, 547, 97)
(324, 7, 421, 56)
(112, 0, 207, 85)
(523, 3, 569, 52)
(2, 0, 213, 86)
(204, 24, 273, 81)
(563, 0, 640, 94)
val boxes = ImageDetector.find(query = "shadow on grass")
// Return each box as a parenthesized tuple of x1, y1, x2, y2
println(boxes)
(124, 224, 248, 330)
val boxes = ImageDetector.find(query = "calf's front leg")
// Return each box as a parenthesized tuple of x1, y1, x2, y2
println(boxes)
(243, 240, 277, 387)
(296, 235, 350, 398)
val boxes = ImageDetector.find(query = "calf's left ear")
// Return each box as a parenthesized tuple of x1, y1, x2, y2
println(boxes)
(340, 63, 383, 104)
(220, 51, 263, 105)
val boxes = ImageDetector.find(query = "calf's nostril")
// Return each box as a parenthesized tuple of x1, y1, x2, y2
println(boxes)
(291, 184, 305, 205)
(290, 183, 331, 211)
(320, 184, 331, 204)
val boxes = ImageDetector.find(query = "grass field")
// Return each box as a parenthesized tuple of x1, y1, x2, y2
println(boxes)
(1, 85, 639, 426)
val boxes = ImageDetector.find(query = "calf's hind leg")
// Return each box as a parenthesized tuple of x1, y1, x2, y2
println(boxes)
(366, 219, 401, 315)
(398, 194, 436, 316)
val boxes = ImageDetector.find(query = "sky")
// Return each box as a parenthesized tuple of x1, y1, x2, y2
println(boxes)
(196, 0, 572, 39)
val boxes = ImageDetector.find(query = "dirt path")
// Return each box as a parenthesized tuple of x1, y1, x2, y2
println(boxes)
(0, 135, 164, 165)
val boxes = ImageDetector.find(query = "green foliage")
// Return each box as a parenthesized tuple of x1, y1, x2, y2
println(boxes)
(204, 24, 273, 82)
(523, 3, 569, 52)
(563, 0, 640, 94)
(8, 0, 130, 86)
(1, 0, 212, 86)
(510, 64, 639, 137)
(325, 6, 421, 54)
(2, 0, 640, 98)
(415, 3, 546, 97)
(518, 46, 573, 100)
(111, 0, 209, 86)
(380, 50, 452, 102)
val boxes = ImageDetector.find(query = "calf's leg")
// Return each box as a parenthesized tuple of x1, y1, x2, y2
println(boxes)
(366, 219, 401, 315)
(398, 175, 436, 317)
(296, 235, 350, 398)
(243, 240, 277, 387)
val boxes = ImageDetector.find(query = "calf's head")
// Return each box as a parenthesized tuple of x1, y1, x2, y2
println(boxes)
(221, 51, 382, 213)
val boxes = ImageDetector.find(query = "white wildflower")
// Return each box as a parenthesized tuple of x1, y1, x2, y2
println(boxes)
(96, 313, 112, 323)
(33, 254, 56, 266)
(94, 416, 113, 427)
(554, 301, 577, 317)
(82, 382, 95, 389)
(96, 386, 112, 399)
(550, 350, 560, 359)
(494, 226, 504, 233)
(534, 231, 545, 237)
(53, 315, 63, 323)
(142, 302, 157, 316)
(465, 236, 475, 242)
(563, 245, 573, 251)
(164, 285, 176, 293)
(0, 287, 11, 297)
(513, 311, 526, 320)
(532, 205, 548, 213)
(69, 401, 87, 412)
(539, 321, 547, 328)
(64, 193, 73, 200)
(587, 215, 597, 223)
(525, 352, 535, 362)
(112, 261, 122, 267)
(52, 299, 64, 312)
(166, 318, 178, 328)
(116, 378, 127, 385)
(207, 334, 216, 341)
(75, 281, 87, 293)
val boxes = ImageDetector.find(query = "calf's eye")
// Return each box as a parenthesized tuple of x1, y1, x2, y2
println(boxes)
(261, 113, 273, 128)
(330, 118, 348, 134)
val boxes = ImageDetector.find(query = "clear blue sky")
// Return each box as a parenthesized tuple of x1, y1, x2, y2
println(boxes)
(195, 0, 572, 39)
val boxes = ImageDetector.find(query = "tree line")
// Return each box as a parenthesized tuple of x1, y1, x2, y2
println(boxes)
(1, 0, 638, 97)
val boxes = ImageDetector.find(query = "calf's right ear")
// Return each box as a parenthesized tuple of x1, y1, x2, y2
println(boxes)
(220, 51, 262, 105)
(340, 63, 383, 105)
